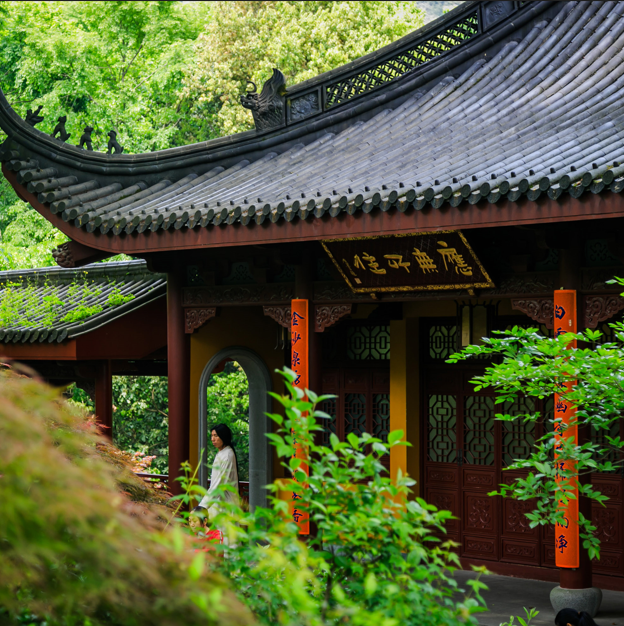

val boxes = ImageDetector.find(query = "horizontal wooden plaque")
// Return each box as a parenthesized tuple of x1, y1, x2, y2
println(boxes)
(321, 230, 494, 293)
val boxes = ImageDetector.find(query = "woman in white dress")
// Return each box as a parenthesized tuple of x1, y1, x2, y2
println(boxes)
(195, 423, 240, 521)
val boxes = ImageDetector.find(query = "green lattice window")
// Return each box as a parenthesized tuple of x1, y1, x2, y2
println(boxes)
(464, 396, 495, 465)
(346, 325, 390, 360)
(427, 394, 457, 463)
(428, 324, 458, 360)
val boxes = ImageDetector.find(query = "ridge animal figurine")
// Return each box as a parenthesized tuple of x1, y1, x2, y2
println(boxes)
(106, 130, 124, 155)
(51, 116, 71, 142)
(240, 68, 287, 132)
(25, 105, 44, 127)
(79, 126, 94, 151)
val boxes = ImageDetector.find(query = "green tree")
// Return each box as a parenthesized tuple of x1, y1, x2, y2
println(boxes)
(111, 376, 170, 473)
(0, 1, 210, 152)
(71, 364, 251, 479)
(0, 0, 210, 269)
(184, 1, 425, 136)
(448, 281, 624, 560)
(0, 193, 68, 269)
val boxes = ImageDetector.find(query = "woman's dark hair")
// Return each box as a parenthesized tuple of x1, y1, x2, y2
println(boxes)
(211, 423, 239, 486)
(212, 423, 233, 448)
(555, 608, 599, 626)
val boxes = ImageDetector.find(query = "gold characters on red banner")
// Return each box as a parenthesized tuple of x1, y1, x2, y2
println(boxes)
(290, 299, 310, 535)
(553, 290, 579, 569)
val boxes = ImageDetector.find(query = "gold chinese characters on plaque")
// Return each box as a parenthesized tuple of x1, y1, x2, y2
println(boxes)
(321, 230, 494, 293)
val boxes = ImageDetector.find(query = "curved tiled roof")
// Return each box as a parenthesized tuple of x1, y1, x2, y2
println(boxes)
(1, 1, 623, 247)
(0, 260, 166, 343)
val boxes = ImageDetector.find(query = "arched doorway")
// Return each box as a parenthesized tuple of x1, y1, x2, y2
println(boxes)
(198, 346, 272, 510)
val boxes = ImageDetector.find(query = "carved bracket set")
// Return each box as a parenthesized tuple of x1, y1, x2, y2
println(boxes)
(512, 295, 624, 329)
(263, 303, 352, 332)
(185, 307, 216, 334)
(315, 304, 352, 332)
(263, 306, 291, 328)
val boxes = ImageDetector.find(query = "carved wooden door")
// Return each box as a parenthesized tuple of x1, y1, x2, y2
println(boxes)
(320, 367, 391, 468)
(421, 319, 553, 567)
(319, 321, 392, 468)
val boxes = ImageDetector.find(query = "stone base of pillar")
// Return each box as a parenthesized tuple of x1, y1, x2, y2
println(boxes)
(550, 586, 602, 618)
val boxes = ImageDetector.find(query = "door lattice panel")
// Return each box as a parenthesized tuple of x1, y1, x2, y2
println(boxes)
(427, 394, 457, 463)
(320, 398, 337, 446)
(372, 393, 390, 443)
(464, 396, 495, 465)
(320, 362, 389, 457)
(344, 393, 367, 437)
(502, 398, 536, 466)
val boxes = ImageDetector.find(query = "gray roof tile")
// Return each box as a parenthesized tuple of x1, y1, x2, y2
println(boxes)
(2, 2, 623, 240)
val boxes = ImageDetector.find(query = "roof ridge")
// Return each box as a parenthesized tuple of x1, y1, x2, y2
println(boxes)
(0, 2, 551, 177)
(0, 259, 157, 282)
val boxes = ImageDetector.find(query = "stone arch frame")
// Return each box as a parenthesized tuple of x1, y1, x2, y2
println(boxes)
(198, 346, 272, 510)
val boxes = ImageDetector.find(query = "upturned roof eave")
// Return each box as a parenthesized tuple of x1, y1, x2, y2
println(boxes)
(0, 1, 551, 179)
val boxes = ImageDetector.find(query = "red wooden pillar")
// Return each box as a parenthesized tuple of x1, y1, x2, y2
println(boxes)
(95, 359, 113, 439)
(167, 272, 190, 495)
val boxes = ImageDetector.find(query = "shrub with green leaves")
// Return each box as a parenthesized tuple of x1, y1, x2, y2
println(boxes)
(447, 278, 624, 560)
(182, 368, 487, 626)
(0, 365, 253, 626)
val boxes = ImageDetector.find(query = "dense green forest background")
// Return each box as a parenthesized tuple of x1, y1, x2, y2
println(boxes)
(0, 1, 460, 473)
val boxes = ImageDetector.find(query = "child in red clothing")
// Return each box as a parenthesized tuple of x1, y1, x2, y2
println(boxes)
(189, 506, 223, 552)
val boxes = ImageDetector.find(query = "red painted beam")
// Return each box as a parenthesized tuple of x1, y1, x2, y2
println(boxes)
(75, 298, 167, 360)
(5, 166, 624, 256)
(0, 339, 77, 360)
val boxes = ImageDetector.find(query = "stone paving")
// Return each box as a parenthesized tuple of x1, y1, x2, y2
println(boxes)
(454, 571, 624, 626)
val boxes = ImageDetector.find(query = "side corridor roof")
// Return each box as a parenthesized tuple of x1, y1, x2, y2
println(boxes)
(0, 261, 165, 343)
(1, 1, 623, 250)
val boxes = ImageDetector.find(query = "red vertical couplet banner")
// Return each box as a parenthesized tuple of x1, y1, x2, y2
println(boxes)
(553, 290, 579, 568)
(290, 299, 310, 535)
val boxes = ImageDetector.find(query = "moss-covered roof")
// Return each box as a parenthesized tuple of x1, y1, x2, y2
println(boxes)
(0, 260, 165, 343)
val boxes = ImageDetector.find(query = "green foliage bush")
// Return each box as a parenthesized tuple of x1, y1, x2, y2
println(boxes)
(0, 365, 253, 626)
(182, 368, 487, 626)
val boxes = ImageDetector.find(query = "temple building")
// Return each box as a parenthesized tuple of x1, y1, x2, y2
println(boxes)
(3, 0, 624, 587)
